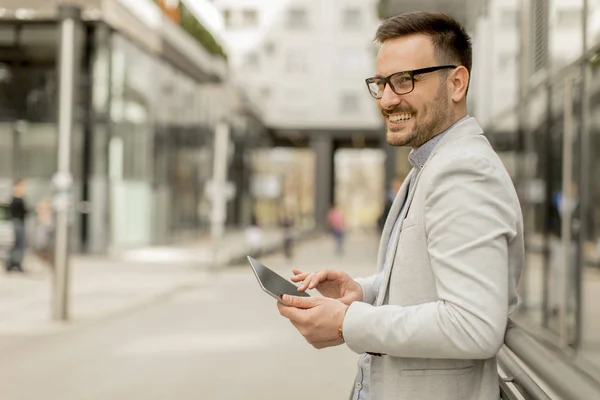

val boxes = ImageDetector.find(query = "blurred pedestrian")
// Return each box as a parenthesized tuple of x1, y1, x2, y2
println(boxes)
(6, 179, 28, 272)
(327, 205, 346, 255)
(245, 214, 263, 258)
(281, 210, 294, 260)
(276, 12, 524, 400)
(548, 184, 578, 316)
(34, 197, 54, 266)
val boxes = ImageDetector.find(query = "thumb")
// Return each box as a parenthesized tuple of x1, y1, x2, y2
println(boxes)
(282, 294, 318, 309)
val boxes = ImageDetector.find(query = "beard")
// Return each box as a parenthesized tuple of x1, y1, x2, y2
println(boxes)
(385, 85, 451, 148)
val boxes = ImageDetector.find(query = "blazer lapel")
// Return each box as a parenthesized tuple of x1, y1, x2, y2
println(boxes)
(375, 169, 414, 272)
(375, 168, 422, 306)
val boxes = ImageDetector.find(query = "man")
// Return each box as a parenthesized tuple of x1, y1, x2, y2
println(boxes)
(277, 12, 524, 400)
(7, 179, 28, 272)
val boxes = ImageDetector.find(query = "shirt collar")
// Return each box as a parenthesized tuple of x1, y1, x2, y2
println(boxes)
(408, 115, 470, 169)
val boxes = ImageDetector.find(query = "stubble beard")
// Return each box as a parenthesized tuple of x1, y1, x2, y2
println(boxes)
(386, 86, 451, 148)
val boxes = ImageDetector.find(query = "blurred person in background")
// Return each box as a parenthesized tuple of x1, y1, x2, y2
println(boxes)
(548, 183, 579, 316)
(245, 214, 263, 258)
(6, 179, 28, 272)
(377, 177, 404, 232)
(276, 12, 524, 400)
(327, 204, 346, 255)
(281, 209, 294, 260)
(34, 197, 54, 267)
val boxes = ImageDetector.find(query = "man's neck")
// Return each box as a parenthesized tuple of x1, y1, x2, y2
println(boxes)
(439, 112, 468, 136)
(412, 113, 469, 150)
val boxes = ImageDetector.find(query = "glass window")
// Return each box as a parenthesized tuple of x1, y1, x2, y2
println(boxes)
(263, 41, 276, 56)
(285, 51, 308, 73)
(340, 48, 365, 73)
(498, 52, 515, 69)
(340, 93, 360, 114)
(20, 25, 57, 46)
(244, 51, 260, 70)
(288, 8, 308, 30)
(243, 9, 258, 28)
(342, 8, 361, 29)
(556, 9, 582, 28)
(581, 62, 600, 372)
(0, 25, 17, 45)
(500, 9, 519, 29)
(260, 86, 271, 99)
(110, 35, 152, 181)
(223, 9, 233, 29)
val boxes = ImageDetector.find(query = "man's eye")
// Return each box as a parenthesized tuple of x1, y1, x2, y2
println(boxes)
(394, 75, 410, 82)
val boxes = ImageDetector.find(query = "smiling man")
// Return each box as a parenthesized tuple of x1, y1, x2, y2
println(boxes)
(276, 12, 524, 400)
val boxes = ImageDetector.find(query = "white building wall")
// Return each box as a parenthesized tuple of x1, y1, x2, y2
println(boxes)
(212, 0, 382, 131)
(470, 0, 520, 129)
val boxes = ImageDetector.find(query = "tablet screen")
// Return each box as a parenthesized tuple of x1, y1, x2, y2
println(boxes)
(247, 256, 310, 299)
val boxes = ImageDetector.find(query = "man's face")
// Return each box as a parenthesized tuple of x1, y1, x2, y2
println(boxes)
(375, 34, 453, 148)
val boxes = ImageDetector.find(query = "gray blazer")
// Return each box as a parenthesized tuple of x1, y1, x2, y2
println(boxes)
(343, 117, 524, 400)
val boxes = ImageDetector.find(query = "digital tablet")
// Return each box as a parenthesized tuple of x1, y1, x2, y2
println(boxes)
(247, 256, 310, 304)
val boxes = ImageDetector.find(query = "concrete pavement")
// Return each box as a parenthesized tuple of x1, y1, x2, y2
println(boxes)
(0, 231, 380, 400)
(0, 228, 313, 339)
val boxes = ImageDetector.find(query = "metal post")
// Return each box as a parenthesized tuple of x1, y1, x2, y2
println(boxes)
(573, 0, 590, 352)
(560, 75, 574, 346)
(541, 83, 553, 329)
(210, 121, 230, 267)
(52, 5, 82, 321)
(517, 0, 531, 310)
(497, 347, 552, 400)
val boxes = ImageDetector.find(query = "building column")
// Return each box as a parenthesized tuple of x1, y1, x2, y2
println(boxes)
(88, 23, 112, 254)
(311, 135, 333, 229)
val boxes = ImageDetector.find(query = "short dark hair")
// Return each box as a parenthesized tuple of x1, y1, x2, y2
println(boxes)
(375, 12, 472, 77)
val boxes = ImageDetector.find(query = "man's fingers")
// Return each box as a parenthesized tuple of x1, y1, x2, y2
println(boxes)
(282, 294, 319, 309)
(277, 301, 308, 324)
(297, 273, 314, 291)
(293, 270, 335, 291)
(308, 271, 327, 289)
(290, 271, 309, 283)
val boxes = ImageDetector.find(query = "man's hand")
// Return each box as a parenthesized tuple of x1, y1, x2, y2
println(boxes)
(277, 295, 348, 349)
(291, 269, 363, 306)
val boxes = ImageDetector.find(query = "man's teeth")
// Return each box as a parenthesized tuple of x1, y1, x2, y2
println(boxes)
(389, 114, 412, 122)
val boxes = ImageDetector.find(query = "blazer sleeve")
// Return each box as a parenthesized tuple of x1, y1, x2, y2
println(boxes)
(342, 153, 519, 359)
(354, 272, 383, 305)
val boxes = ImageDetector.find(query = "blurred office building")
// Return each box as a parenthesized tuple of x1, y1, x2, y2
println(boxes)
(0, 0, 268, 253)
(212, 0, 391, 228)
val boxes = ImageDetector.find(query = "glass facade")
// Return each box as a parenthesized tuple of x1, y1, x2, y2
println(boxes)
(102, 29, 249, 248)
(487, 1, 600, 381)
(0, 17, 260, 253)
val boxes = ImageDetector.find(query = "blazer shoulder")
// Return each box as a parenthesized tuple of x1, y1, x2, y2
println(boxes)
(430, 135, 499, 168)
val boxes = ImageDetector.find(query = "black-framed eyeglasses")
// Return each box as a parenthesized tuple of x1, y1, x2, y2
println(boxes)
(365, 65, 457, 99)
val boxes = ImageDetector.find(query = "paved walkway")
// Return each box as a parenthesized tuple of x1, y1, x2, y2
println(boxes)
(0, 231, 380, 400)
(0, 228, 314, 341)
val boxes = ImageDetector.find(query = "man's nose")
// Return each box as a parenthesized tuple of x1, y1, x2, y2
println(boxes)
(379, 84, 402, 111)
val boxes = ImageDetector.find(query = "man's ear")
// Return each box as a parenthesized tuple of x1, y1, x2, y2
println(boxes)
(449, 66, 469, 103)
